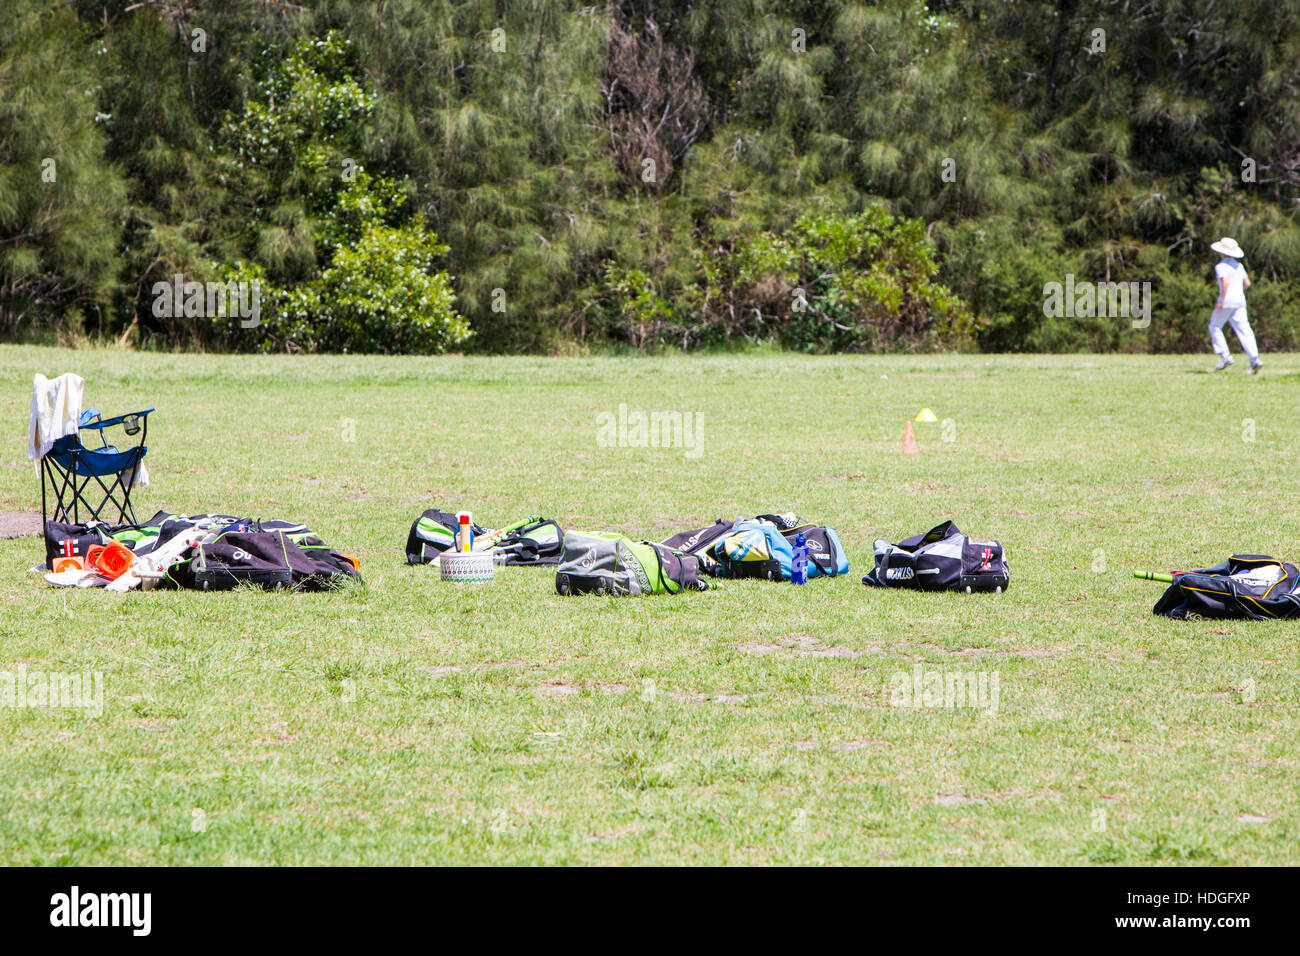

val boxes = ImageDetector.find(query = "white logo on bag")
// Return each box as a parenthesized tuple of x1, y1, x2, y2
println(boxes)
(232, 549, 250, 562)
(885, 567, 914, 580)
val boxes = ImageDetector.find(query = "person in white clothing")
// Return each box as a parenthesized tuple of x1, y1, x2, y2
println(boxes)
(1207, 236, 1261, 374)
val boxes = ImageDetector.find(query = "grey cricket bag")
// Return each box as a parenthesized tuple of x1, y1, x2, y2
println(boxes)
(555, 532, 711, 596)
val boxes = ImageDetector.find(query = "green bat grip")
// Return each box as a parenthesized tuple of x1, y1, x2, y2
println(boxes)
(1132, 570, 1175, 583)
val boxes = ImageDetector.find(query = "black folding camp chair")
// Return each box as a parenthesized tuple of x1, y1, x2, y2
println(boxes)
(39, 407, 155, 527)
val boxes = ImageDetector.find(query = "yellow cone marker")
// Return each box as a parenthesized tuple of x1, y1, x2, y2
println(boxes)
(915, 408, 938, 422)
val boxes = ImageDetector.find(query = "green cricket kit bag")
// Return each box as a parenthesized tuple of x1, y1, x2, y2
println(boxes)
(1152, 555, 1300, 620)
(862, 520, 1009, 592)
(555, 532, 712, 596)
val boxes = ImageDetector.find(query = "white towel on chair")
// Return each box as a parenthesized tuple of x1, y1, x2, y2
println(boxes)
(28, 373, 84, 461)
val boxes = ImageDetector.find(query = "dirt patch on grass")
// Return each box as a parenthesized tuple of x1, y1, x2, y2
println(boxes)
(536, 680, 580, 696)
(742, 634, 883, 658)
(932, 794, 987, 806)
(792, 738, 881, 752)
(831, 739, 882, 752)
(475, 659, 528, 670)
(421, 665, 460, 677)
(254, 722, 296, 746)
(535, 680, 630, 697)
(0, 512, 42, 538)
(783, 633, 821, 649)
(667, 690, 763, 704)
(807, 645, 881, 658)
(917, 641, 1073, 660)
(918, 641, 991, 656)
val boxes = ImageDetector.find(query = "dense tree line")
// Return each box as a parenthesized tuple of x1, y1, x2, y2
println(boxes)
(1, 0, 1297, 353)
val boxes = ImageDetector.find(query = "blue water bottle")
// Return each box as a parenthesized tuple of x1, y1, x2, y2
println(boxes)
(791, 533, 808, 585)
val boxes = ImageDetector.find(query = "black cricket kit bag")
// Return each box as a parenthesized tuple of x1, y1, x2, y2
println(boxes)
(44, 519, 123, 569)
(405, 510, 564, 566)
(659, 519, 736, 574)
(660, 519, 736, 556)
(171, 531, 360, 591)
(1152, 555, 1300, 620)
(43, 509, 178, 568)
(490, 517, 565, 566)
(862, 520, 1009, 592)
(405, 509, 486, 563)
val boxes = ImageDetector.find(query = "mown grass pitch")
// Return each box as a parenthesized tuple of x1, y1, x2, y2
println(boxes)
(1, 346, 1296, 865)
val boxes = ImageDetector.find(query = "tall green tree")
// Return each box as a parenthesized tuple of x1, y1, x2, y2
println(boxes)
(0, 1, 125, 339)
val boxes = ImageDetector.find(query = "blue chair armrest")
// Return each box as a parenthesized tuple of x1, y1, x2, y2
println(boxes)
(81, 408, 155, 430)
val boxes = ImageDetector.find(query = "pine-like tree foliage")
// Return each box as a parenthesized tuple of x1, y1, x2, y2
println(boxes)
(1, 0, 1297, 351)
(0, 1, 126, 338)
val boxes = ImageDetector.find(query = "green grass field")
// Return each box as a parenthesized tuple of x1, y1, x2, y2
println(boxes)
(1, 345, 1296, 865)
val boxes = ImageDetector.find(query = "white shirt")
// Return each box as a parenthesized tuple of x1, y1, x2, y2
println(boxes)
(1215, 258, 1248, 309)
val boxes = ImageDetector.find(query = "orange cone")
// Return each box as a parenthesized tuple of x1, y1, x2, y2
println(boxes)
(902, 421, 919, 454)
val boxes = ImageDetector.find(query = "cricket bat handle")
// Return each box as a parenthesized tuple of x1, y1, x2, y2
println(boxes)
(1132, 570, 1176, 583)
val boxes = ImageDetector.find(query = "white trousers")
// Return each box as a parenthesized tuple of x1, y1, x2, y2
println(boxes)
(1209, 305, 1258, 363)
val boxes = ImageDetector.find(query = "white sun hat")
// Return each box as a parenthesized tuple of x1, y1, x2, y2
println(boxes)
(1210, 236, 1245, 258)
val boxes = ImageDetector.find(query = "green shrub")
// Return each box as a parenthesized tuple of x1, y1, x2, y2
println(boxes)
(701, 208, 976, 352)
(225, 214, 466, 355)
